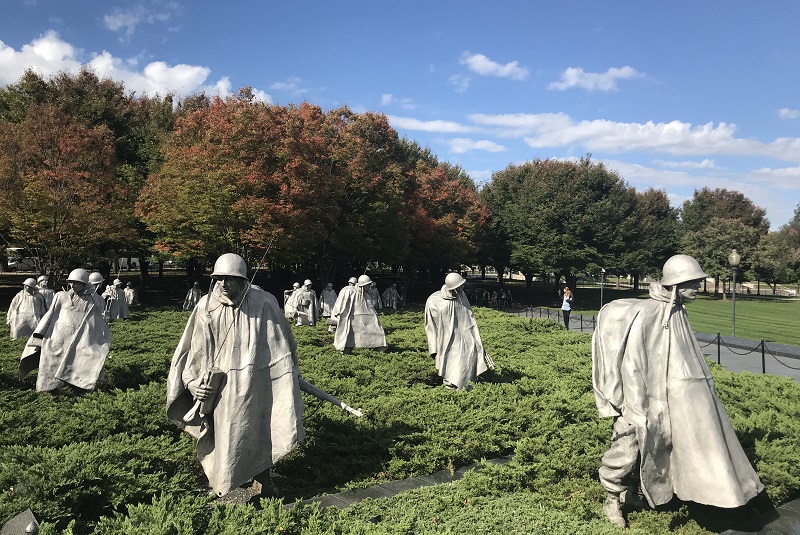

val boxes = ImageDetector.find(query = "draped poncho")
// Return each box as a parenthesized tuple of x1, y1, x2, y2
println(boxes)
(166, 283, 305, 496)
(7, 289, 46, 340)
(319, 288, 337, 317)
(424, 286, 489, 389)
(20, 288, 110, 391)
(331, 285, 387, 352)
(592, 283, 763, 508)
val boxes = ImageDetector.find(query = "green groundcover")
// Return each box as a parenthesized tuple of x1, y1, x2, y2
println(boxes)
(1, 306, 798, 534)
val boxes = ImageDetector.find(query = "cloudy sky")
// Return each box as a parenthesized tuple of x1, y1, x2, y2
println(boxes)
(2, 1, 799, 227)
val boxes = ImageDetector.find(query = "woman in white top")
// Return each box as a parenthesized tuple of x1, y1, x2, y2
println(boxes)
(561, 287, 574, 330)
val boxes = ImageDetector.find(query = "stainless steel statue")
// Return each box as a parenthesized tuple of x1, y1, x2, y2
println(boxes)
(592, 254, 763, 527)
(166, 253, 305, 497)
(424, 273, 492, 390)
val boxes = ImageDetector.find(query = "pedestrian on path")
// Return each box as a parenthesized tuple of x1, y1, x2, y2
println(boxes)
(561, 286, 573, 330)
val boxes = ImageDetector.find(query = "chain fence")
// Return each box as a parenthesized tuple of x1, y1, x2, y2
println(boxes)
(507, 307, 800, 374)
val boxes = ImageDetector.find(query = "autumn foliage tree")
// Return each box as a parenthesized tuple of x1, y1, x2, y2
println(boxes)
(0, 104, 134, 275)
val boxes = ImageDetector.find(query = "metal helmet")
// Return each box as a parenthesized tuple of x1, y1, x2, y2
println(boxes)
(113, 278, 123, 286)
(88, 272, 105, 285)
(444, 272, 466, 291)
(326, 282, 333, 288)
(37, 275, 48, 283)
(661, 254, 707, 287)
(357, 274, 372, 287)
(348, 277, 357, 285)
(66, 268, 90, 284)
(292, 282, 300, 288)
(303, 279, 312, 287)
(23, 277, 37, 288)
(211, 253, 248, 279)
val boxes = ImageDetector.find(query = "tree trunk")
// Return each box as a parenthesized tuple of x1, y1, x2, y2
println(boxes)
(524, 271, 534, 305)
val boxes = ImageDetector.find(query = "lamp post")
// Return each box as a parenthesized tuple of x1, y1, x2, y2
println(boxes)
(728, 249, 741, 337)
(600, 268, 605, 308)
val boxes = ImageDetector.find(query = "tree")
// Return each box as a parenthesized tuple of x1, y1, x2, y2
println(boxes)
(620, 188, 680, 290)
(680, 187, 770, 235)
(680, 189, 769, 294)
(681, 217, 761, 295)
(751, 231, 793, 294)
(482, 156, 635, 298)
(0, 104, 134, 275)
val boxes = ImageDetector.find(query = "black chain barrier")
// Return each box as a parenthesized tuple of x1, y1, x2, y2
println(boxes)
(511, 308, 800, 376)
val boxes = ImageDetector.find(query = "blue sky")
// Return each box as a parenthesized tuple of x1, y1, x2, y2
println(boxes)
(2, 1, 799, 228)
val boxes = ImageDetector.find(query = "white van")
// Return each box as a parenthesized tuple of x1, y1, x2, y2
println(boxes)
(117, 257, 140, 271)
(6, 247, 39, 272)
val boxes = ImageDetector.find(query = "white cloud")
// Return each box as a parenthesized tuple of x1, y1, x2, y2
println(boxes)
(460, 52, 528, 81)
(778, 108, 800, 119)
(548, 66, 642, 92)
(387, 115, 474, 134)
(467, 169, 493, 184)
(103, 3, 179, 40)
(251, 89, 272, 104)
(652, 159, 718, 169)
(270, 76, 309, 95)
(0, 31, 265, 100)
(380, 93, 416, 110)
(448, 73, 470, 94)
(446, 138, 506, 154)
(468, 112, 800, 162)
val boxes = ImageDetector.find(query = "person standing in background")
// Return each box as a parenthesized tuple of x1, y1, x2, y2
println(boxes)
(561, 286, 574, 330)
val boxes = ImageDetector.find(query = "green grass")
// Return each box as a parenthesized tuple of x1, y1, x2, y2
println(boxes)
(510, 283, 800, 346)
(1, 305, 799, 534)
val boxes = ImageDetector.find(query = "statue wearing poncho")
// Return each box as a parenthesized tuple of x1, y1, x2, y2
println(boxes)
(330, 275, 387, 353)
(424, 273, 489, 390)
(166, 254, 305, 496)
(19, 269, 110, 392)
(592, 255, 762, 527)
(7, 282, 46, 340)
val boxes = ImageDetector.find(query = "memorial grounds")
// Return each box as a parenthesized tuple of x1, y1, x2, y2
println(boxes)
(1, 278, 799, 534)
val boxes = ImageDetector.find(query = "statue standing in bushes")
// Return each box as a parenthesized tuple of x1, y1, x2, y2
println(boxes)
(424, 273, 492, 390)
(319, 283, 337, 332)
(102, 278, 129, 320)
(283, 281, 300, 320)
(592, 254, 763, 528)
(167, 253, 305, 498)
(19, 268, 111, 392)
(330, 274, 387, 353)
(381, 282, 402, 311)
(292, 279, 319, 326)
(183, 281, 203, 311)
(6, 278, 46, 339)
(37, 275, 55, 309)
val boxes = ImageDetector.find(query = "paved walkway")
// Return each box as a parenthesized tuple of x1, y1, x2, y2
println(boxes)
(513, 307, 800, 383)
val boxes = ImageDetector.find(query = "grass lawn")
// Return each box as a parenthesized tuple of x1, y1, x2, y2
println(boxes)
(501, 282, 800, 346)
(1, 302, 799, 533)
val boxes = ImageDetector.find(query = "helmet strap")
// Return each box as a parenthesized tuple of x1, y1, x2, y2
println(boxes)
(662, 285, 677, 329)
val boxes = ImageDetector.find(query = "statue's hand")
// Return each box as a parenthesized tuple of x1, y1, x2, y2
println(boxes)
(187, 378, 216, 401)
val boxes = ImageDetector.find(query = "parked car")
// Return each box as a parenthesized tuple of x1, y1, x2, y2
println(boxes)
(6, 247, 39, 272)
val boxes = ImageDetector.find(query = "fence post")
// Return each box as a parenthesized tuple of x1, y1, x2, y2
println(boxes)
(580, 313, 584, 332)
(761, 339, 766, 374)
(717, 332, 721, 365)
(593, 315, 596, 330)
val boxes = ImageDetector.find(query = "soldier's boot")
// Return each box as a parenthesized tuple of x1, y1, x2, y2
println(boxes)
(252, 469, 278, 497)
(622, 487, 647, 510)
(603, 493, 627, 528)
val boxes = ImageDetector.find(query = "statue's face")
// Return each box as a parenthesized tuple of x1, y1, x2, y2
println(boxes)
(70, 282, 86, 293)
(217, 276, 246, 302)
(24, 285, 35, 294)
(677, 279, 701, 300)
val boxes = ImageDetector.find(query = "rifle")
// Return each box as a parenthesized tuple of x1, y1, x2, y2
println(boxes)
(299, 377, 362, 417)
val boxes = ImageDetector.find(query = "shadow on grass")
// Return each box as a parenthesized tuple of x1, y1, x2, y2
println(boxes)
(273, 415, 422, 501)
(659, 492, 777, 532)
